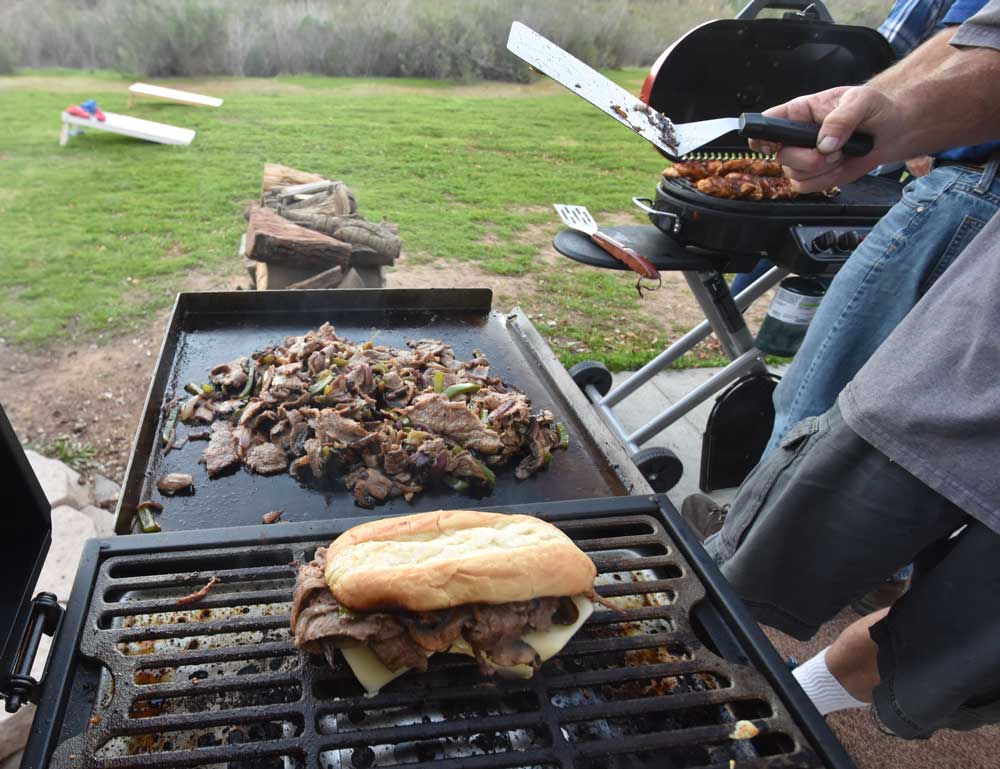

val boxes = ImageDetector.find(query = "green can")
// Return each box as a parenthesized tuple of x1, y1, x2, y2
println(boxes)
(755, 277, 826, 357)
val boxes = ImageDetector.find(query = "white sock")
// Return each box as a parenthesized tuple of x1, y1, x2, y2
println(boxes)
(792, 647, 868, 715)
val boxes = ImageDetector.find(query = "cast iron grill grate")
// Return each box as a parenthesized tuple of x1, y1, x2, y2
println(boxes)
(49, 515, 822, 769)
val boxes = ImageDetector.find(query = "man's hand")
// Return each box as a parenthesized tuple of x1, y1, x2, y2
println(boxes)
(748, 86, 902, 193)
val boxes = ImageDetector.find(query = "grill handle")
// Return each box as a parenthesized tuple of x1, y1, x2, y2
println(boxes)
(2, 592, 62, 713)
(739, 113, 874, 157)
(736, 0, 833, 22)
(632, 197, 681, 235)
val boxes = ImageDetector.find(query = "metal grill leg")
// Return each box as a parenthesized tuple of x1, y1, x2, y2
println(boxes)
(583, 267, 783, 454)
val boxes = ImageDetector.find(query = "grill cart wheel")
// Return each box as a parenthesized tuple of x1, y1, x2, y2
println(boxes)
(633, 446, 683, 492)
(569, 360, 612, 397)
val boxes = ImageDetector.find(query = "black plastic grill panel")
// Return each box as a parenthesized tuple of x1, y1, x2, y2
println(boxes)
(49, 515, 823, 769)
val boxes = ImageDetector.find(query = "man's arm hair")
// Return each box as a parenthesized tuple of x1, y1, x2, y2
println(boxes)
(868, 27, 1000, 161)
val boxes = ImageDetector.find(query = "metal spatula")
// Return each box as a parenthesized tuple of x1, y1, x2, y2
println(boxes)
(553, 204, 661, 294)
(510, 22, 873, 159)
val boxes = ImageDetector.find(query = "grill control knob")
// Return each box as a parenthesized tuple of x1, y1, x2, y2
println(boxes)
(837, 231, 861, 251)
(811, 231, 838, 252)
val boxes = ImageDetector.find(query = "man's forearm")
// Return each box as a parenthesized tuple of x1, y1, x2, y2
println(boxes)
(868, 29, 1000, 161)
(872, 28, 957, 90)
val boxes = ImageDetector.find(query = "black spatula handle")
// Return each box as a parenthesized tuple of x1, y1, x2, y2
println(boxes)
(738, 113, 874, 156)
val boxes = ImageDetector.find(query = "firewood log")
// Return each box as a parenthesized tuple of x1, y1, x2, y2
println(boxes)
(246, 205, 351, 270)
(260, 163, 326, 197)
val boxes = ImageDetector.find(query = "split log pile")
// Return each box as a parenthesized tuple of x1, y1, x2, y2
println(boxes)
(242, 163, 401, 290)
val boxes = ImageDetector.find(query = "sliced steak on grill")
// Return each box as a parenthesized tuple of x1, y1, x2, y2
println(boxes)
(245, 442, 288, 475)
(404, 394, 503, 454)
(200, 422, 240, 478)
(292, 549, 576, 677)
(315, 409, 369, 445)
(209, 357, 249, 391)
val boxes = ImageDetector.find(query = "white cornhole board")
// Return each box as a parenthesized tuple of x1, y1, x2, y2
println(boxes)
(60, 111, 195, 146)
(129, 82, 223, 107)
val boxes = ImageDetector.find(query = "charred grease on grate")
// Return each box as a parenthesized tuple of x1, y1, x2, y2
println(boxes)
(45, 512, 823, 769)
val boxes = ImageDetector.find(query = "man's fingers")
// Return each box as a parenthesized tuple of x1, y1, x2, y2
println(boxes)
(748, 138, 780, 155)
(783, 157, 876, 194)
(814, 87, 883, 155)
(775, 146, 842, 175)
(748, 87, 857, 157)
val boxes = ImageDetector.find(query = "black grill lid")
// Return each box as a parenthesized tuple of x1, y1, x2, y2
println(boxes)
(640, 0, 895, 156)
(0, 403, 53, 699)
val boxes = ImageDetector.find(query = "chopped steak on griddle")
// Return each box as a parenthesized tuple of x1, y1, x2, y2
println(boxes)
(170, 322, 568, 507)
(209, 357, 249, 390)
(292, 547, 577, 675)
(404, 393, 503, 454)
(245, 442, 289, 475)
(200, 422, 240, 478)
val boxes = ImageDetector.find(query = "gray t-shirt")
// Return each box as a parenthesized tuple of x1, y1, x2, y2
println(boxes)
(839, 2, 1000, 534)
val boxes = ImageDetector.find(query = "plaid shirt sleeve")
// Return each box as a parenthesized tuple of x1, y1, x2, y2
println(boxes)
(878, 0, 954, 56)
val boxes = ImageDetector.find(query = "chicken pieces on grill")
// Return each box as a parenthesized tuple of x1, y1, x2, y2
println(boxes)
(662, 158, 783, 180)
(696, 172, 799, 201)
(662, 158, 841, 201)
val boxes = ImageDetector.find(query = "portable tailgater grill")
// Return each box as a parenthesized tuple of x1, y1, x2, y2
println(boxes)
(1, 395, 860, 769)
(553, 0, 901, 492)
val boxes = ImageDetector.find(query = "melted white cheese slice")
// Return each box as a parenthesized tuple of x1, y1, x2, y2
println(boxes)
(340, 595, 594, 695)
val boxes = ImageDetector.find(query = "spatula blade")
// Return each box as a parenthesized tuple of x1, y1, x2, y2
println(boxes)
(508, 22, 682, 158)
(671, 117, 742, 157)
(553, 204, 598, 235)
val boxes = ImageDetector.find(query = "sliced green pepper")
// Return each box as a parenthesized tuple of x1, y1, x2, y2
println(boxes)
(237, 365, 256, 399)
(333, 357, 350, 367)
(444, 382, 480, 399)
(445, 478, 470, 492)
(371, 364, 386, 375)
(136, 505, 161, 534)
(261, 353, 275, 365)
(433, 371, 446, 393)
(308, 372, 334, 395)
(556, 423, 569, 451)
(475, 461, 496, 487)
(161, 405, 180, 447)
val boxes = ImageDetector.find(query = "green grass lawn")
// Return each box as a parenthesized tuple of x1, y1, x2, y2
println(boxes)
(0, 69, 728, 369)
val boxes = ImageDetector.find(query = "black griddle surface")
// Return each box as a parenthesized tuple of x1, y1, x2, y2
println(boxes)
(118, 290, 634, 533)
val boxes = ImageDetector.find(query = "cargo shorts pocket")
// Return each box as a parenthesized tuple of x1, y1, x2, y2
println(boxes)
(713, 416, 822, 562)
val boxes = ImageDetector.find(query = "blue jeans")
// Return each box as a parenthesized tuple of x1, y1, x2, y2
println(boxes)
(730, 259, 774, 295)
(766, 164, 1000, 454)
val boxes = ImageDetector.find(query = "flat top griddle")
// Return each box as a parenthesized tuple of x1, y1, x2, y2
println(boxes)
(117, 290, 644, 533)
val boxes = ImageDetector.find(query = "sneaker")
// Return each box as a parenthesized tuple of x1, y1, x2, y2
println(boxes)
(852, 576, 910, 615)
(681, 493, 729, 541)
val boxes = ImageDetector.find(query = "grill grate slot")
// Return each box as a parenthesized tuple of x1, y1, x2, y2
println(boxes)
(48, 515, 825, 769)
